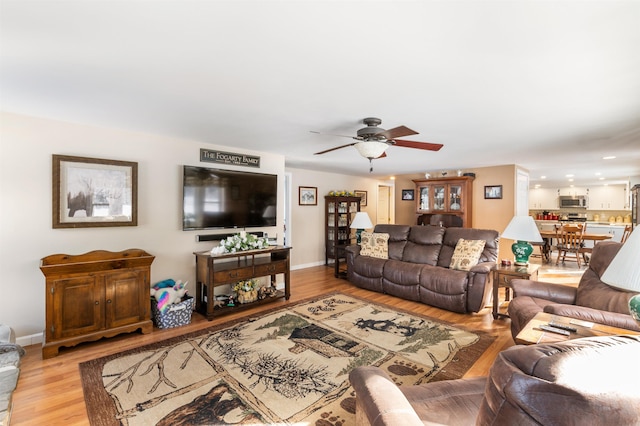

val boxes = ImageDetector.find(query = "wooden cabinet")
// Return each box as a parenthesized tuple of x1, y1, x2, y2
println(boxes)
(325, 195, 361, 277)
(40, 249, 154, 359)
(193, 246, 291, 320)
(413, 176, 474, 227)
(632, 184, 639, 228)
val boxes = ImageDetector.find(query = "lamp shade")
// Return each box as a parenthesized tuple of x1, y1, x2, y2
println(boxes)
(601, 228, 640, 292)
(354, 141, 388, 159)
(350, 212, 373, 230)
(501, 215, 543, 243)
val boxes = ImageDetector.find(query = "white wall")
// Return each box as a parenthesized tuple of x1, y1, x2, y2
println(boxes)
(0, 112, 286, 340)
(285, 167, 387, 269)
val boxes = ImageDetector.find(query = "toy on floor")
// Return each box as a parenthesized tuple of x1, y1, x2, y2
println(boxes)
(150, 279, 189, 313)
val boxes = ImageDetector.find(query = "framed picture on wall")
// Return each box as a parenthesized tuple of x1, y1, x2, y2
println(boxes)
(298, 186, 317, 205)
(53, 154, 138, 228)
(402, 189, 415, 200)
(354, 190, 367, 206)
(484, 185, 503, 199)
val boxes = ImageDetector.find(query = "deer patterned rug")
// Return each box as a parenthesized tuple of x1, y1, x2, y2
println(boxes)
(79, 293, 494, 425)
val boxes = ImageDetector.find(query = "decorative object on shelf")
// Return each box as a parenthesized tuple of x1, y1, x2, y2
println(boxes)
(350, 212, 373, 244)
(501, 215, 543, 266)
(52, 154, 138, 228)
(234, 279, 259, 304)
(354, 190, 367, 206)
(601, 227, 640, 324)
(328, 190, 355, 196)
(402, 189, 414, 200)
(299, 186, 318, 205)
(484, 185, 503, 199)
(212, 231, 269, 254)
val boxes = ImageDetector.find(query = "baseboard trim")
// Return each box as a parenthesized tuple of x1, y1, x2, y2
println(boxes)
(16, 332, 43, 347)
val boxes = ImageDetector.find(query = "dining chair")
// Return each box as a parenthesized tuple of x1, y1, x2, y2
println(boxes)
(555, 223, 586, 267)
(621, 224, 632, 243)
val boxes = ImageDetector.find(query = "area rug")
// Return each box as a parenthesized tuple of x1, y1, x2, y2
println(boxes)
(80, 293, 494, 425)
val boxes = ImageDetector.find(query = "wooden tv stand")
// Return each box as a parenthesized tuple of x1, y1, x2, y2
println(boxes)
(193, 246, 291, 320)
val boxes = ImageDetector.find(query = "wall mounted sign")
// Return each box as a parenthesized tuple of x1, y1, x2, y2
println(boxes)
(200, 149, 260, 168)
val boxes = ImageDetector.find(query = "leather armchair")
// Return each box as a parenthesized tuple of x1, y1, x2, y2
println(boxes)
(508, 241, 640, 340)
(349, 335, 640, 426)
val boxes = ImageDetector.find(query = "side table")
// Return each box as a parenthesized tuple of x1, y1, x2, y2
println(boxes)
(492, 263, 540, 319)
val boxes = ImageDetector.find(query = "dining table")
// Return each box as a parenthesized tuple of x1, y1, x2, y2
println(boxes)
(536, 229, 613, 263)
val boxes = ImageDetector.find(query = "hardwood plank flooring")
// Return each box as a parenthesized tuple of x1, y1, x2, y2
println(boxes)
(11, 259, 580, 425)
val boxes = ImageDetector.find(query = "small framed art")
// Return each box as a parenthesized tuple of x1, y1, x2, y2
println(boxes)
(402, 189, 415, 201)
(299, 186, 318, 205)
(354, 190, 367, 206)
(484, 185, 503, 199)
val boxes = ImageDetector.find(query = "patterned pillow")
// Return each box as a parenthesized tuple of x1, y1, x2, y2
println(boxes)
(360, 232, 390, 259)
(449, 238, 486, 271)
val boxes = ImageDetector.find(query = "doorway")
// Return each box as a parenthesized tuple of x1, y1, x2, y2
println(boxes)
(377, 184, 393, 224)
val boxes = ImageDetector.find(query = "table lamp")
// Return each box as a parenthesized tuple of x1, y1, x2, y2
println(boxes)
(601, 228, 640, 324)
(350, 212, 373, 244)
(501, 215, 543, 266)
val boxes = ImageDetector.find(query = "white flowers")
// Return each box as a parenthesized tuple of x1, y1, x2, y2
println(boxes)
(217, 232, 269, 254)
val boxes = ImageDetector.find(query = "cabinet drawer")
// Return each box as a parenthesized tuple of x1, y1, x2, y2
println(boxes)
(255, 260, 287, 276)
(213, 266, 254, 283)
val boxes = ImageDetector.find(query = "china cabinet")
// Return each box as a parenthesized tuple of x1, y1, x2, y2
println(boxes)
(325, 195, 361, 277)
(413, 176, 474, 227)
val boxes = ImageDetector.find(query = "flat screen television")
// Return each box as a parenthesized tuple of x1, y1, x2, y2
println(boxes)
(182, 165, 277, 230)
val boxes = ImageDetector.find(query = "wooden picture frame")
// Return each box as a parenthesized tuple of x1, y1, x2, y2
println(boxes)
(53, 155, 138, 228)
(298, 186, 317, 206)
(402, 189, 415, 201)
(354, 190, 367, 206)
(484, 185, 503, 199)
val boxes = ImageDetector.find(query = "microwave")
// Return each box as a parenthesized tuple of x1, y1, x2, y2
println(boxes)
(559, 195, 588, 209)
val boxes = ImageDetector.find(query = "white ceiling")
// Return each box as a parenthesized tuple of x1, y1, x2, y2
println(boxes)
(2, 1, 640, 187)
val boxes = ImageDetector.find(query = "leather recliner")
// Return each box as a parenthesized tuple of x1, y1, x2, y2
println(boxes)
(507, 240, 640, 341)
(349, 335, 640, 426)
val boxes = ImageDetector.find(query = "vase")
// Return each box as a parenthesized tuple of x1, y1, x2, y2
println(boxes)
(237, 289, 258, 304)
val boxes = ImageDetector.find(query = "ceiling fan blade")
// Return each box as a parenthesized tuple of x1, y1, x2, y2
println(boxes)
(376, 125, 418, 140)
(392, 139, 444, 151)
(310, 130, 355, 139)
(314, 142, 356, 155)
(376, 152, 387, 158)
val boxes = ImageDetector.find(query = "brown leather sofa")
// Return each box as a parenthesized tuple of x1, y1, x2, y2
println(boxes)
(508, 240, 640, 340)
(345, 224, 499, 313)
(349, 335, 640, 426)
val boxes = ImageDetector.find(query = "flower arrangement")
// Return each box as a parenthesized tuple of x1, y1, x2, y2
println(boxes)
(328, 190, 355, 196)
(218, 231, 269, 254)
(233, 279, 259, 293)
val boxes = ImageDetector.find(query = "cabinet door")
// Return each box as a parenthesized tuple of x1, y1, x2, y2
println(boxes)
(105, 269, 148, 328)
(433, 185, 446, 211)
(449, 184, 462, 211)
(418, 186, 430, 212)
(48, 276, 103, 340)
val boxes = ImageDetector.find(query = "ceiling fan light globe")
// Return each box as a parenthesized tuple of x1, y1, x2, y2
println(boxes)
(354, 141, 388, 159)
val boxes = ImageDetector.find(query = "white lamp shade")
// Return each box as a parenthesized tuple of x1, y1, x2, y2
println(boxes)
(354, 141, 388, 159)
(350, 212, 373, 229)
(501, 215, 543, 243)
(601, 228, 640, 292)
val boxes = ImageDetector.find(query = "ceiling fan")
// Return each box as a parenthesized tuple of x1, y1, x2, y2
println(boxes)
(312, 117, 443, 172)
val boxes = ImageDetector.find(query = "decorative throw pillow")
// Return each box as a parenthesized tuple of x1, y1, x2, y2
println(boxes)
(360, 232, 390, 259)
(449, 238, 486, 271)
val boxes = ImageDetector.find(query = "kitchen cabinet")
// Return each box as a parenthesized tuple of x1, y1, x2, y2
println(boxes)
(582, 224, 626, 249)
(325, 195, 361, 277)
(589, 185, 629, 210)
(529, 188, 558, 210)
(632, 184, 639, 228)
(40, 249, 154, 358)
(413, 176, 474, 227)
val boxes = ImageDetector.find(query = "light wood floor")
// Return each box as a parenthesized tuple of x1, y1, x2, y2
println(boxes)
(11, 259, 581, 425)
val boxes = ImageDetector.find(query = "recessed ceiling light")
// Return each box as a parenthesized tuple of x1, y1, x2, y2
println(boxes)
(568, 179, 574, 182)
(534, 184, 541, 188)
(595, 172, 601, 176)
(599, 177, 605, 180)
(603, 156, 616, 160)
(540, 176, 546, 179)
(566, 174, 574, 178)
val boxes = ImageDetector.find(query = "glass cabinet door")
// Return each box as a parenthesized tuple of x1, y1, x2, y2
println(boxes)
(449, 184, 462, 211)
(419, 186, 430, 211)
(433, 185, 446, 210)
